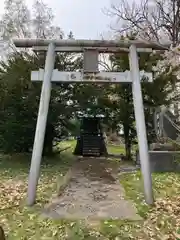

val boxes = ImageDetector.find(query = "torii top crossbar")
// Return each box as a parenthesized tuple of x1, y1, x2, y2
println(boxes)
(13, 38, 171, 52)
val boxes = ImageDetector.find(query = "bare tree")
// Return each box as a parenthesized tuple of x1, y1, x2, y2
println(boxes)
(0, 0, 64, 59)
(32, 0, 63, 39)
(1, 0, 31, 39)
(106, 0, 180, 116)
(107, 0, 180, 45)
(0, 0, 63, 40)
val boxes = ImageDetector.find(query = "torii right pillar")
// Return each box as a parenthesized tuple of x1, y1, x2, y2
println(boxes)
(129, 44, 154, 205)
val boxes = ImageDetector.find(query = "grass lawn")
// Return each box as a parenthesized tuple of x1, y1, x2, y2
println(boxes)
(119, 172, 180, 239)
(57, 139, 76, 151)
(0, 141, 180, 239)
(107, 144, 125, 155)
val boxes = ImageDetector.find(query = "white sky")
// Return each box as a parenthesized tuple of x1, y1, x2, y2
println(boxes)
(0, 0, 114, 39)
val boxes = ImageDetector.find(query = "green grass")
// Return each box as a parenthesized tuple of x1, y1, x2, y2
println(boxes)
(1, 141, 180, 239)
(107, 144, 125, 155)
(57, 139, 76, 151)
(0, 150, 139, 240)
(0, 152, 78, 239)
(119, 171, 180, 238)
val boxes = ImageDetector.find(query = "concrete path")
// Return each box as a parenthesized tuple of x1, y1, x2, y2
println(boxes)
(42, 158, 141, 221)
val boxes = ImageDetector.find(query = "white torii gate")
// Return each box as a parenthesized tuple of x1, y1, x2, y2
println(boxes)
(13, 39, 170, 206)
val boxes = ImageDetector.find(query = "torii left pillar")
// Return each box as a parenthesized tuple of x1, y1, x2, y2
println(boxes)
(27, 42, 56, 206)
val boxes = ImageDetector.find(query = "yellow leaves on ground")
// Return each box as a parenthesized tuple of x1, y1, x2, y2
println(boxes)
(0, 179, 27, 210)
(1, 153, 180, 240)
(142, 196, 180, 240)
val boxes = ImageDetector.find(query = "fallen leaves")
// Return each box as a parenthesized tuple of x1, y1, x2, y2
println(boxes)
(142, 196, 180, 239)
(0, 179, 27, 210)
(1, 153, 180, 240)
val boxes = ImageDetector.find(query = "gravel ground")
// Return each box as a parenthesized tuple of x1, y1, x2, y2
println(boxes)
(42, 158, 141, 221)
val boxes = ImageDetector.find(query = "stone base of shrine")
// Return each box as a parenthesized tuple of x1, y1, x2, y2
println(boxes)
(136, 151, 180, 173)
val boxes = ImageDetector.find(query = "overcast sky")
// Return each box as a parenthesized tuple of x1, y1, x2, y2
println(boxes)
(0, 0, 114, 39)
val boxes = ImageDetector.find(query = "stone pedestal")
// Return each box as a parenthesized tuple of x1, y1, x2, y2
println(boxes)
(136, 150, 180, 172)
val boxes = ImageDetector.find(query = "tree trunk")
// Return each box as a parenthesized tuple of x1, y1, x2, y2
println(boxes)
(43, 123, 54, 156)
(125, 140, 131, 160)
(123, 124, 132, 160)
(0, 226, 5, 240)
